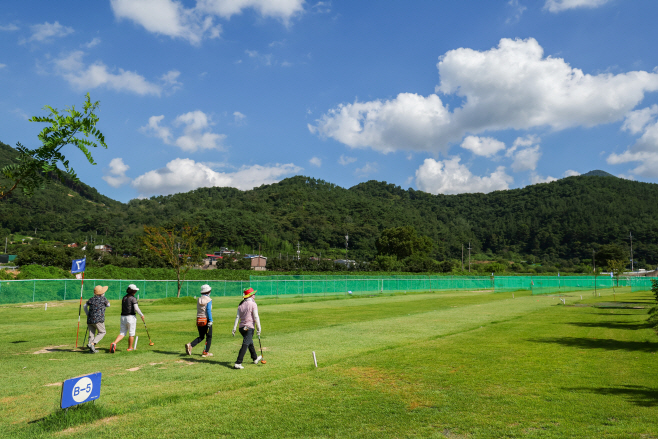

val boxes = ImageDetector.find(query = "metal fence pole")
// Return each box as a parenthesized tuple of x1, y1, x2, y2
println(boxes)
(33, 280, 35, 302)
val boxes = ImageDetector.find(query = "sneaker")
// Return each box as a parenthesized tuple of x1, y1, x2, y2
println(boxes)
(126, 348, 134, 351)
(202, 351, 213, 358)
(88, 342, 97, 354)
(109, 343, 116, 354)
(234, 363, 244, 369)
(254, 355, 262, 364)
(185, 343, 192, 355)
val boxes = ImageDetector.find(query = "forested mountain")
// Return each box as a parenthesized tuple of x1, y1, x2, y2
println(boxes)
(1, 140, 657, 267)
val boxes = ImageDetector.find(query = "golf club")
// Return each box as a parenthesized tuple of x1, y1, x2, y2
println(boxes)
(258, 334, 266, 364)
(143, 320, 155, 346)
(82, 328, 88, 350)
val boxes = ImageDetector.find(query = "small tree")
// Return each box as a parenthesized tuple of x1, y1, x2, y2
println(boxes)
(652, 279, 658, 303)
(1, 93, 107, 200)
(607, 259, 627, 287)
(142, 224, 209, 297)
(376, 226, 433, 260)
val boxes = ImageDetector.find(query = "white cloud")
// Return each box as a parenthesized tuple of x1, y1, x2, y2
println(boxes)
(338, 155, 357, 166)
(83, 37, 101, 49)
(544, 0, 612, 13)
(606, 106, 658, 178)
(245, 50, 274, 66)
(27, 21, 74, 43)
(132, 158, 301, 196)
(197, 0, 305, 23)
(505, 135, 542, 172)
(530, 173, 558, 184)
(506, 0, 527, 24)
(310, 93, 451, 153)
(233, 111, 246, 124)
(53, 51, 168, 96)
(355, 162, 378, 176)
(460, 136, 506, 157)
(309, 157, 322, 167)
(110, 0, 221, 46)
(111, 0, 304, 45)
(0, 24, 19, 31)
(103, 158, 131, 188)
(415, 157, 513, 195)
(511, 145, 541, 172)
(311, 38, 658, 155)
(141, 111, 226, 152)
(160, 70, 182, 93)
(0, 64, 6, 69)
(312, 1, 332, 14)
(563, 169, 581, 177)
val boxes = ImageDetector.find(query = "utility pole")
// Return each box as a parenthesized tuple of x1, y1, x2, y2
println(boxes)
(297, 241, 300, 260)
(468, 242, 472, 273)
(461, 244, 464, 271)
(4, 237, 7, 254)
(345, 233, 349, 261)
(630, 232, 634, 272)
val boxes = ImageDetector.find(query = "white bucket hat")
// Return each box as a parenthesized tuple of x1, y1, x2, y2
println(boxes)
(127, 284, 139, 292)
(200, 284, 211, 294)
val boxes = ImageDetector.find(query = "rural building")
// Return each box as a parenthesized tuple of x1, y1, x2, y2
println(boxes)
(244, 255, 267, 271)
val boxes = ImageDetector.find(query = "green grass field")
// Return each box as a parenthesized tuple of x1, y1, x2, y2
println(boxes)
(1, 287, 656, 438)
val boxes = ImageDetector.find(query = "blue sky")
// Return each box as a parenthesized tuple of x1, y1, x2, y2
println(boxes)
(1, 0, 658, 202)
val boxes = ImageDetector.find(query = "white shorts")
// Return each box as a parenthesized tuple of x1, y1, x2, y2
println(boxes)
(120, 315, 137, 337)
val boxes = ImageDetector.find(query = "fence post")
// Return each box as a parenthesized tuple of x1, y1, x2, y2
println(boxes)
(224, 280, 226, 297)
(64, 280, 67, 300)
(33, 280, 35, 302)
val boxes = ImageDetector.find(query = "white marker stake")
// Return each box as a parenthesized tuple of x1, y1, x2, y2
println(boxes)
(512, 294, 514, 299)
(45, 303, 47, 310)
(134, 336, 139, 351)
(312, 351, 317, 368)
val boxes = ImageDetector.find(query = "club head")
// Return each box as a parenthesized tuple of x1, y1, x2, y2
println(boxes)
(149, 342, 154, 346)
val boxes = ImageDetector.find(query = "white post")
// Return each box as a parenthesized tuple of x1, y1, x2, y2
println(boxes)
(134, 336, 139, 350)
(312, 351, 317, 368)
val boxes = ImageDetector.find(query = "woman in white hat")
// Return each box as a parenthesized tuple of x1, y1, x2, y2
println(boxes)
(232, 287, 262, 369)
(185, 284, 214, 357)
(83, 285, 110, 353)
(109, 284, 144, 353)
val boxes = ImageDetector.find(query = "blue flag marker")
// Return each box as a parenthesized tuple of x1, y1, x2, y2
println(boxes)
(61, 372, 102, 409)
(71, 258, 86, 273)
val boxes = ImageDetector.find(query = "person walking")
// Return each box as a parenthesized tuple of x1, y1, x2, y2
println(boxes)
(109, 284, 144, 353)
(232, 287, 262, 369)
(83, 285, 110, 353)
(185, 284, 214, 358)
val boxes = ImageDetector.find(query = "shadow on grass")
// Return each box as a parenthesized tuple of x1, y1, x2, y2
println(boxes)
(28, 402, 117, 434)
(568, 321, 654, 330)
(566, 385, 658, 407)
(532, 337, 658, 352)
(153, 349, 235, 368)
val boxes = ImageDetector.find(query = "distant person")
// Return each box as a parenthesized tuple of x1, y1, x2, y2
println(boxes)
(185, 284, 214, 358)
(109, 284, 144, 353)
(83, 285, 110, 353)
(232, 287, 262, 369)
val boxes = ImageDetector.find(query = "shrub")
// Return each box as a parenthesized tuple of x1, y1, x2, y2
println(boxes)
(16, 265, 74, 280)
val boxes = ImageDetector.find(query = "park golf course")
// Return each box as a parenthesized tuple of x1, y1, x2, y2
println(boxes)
(1, 286, 657, 438)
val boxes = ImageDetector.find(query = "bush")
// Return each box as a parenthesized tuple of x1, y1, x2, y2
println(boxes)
(16, 265, 74, 280)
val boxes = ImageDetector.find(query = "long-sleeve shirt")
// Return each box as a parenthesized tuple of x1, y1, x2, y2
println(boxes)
(233, 297, 261, 332)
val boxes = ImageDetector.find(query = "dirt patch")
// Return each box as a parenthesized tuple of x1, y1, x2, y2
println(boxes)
(34, 345, 69, 354)
(44, 382, 62, 387)
(345, 367, 431, 410)
(176, 360, 195, 366)
(56, 416, 119, 436)
(21, 302, 65, 308)
(126, 367, 140, 372)
(149, 362, 163, 366)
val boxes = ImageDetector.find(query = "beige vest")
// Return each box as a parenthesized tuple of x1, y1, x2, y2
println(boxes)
(196, 295, 212, 319)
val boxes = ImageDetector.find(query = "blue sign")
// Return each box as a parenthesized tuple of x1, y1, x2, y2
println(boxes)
(71, 258, 86, 274)
(61, 372, 101, 409)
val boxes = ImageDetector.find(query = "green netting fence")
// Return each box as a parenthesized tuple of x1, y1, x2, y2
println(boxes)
(3, 275, 654, 305)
